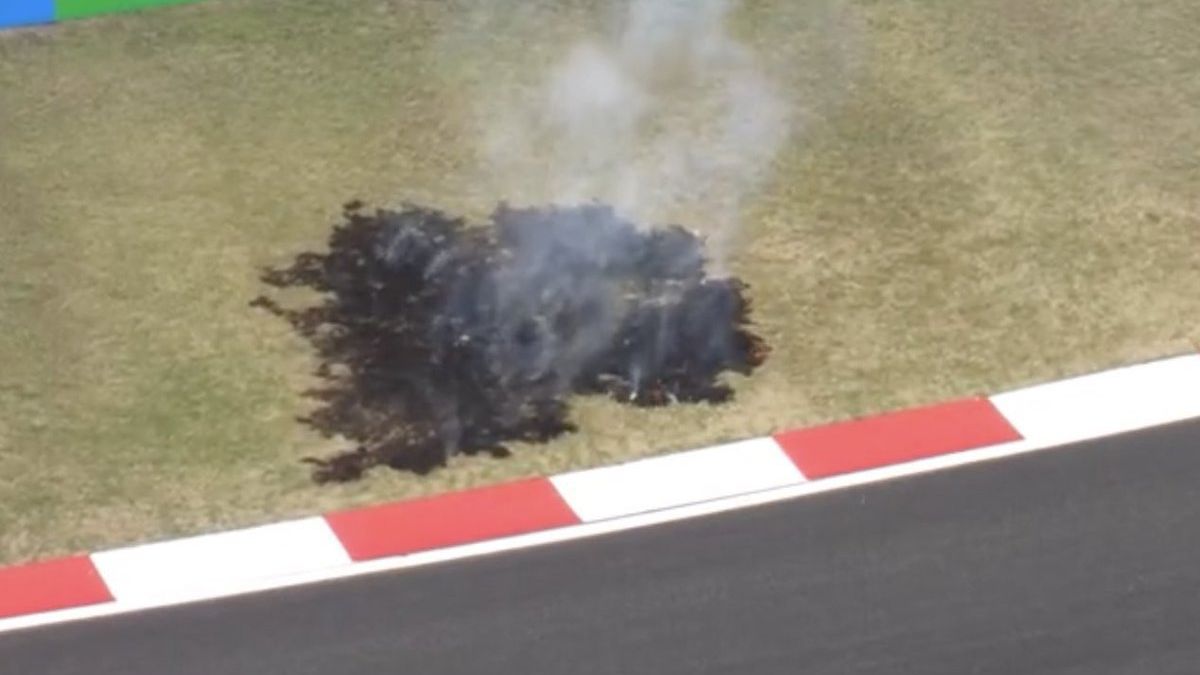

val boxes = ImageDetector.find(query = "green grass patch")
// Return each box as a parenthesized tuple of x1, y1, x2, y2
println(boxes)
(1, 0, 1198, 564)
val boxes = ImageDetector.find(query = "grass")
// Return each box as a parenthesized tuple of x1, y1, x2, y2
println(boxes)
(1, 0, 1197, 565)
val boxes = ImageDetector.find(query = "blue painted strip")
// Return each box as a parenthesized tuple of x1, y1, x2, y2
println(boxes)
(0, 0, 56, 28)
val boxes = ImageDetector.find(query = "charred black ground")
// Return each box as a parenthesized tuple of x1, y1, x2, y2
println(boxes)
(252, 202, 769, 482)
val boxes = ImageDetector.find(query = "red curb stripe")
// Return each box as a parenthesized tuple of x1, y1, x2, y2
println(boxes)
(325, 477, 582, 561)
(775, 398, 1022, 480)
(0, 555, 114, 619)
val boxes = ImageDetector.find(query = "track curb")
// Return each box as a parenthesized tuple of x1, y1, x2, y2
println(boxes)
(3, 352, 1199, 633)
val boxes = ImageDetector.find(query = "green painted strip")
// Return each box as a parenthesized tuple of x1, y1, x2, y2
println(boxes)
(54, 0, 200, 21)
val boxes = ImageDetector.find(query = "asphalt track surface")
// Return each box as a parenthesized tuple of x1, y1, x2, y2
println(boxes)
(5, 418, 1200, 675)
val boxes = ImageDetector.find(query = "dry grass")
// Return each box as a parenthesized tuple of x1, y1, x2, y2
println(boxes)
(1, 0, 1197, 564)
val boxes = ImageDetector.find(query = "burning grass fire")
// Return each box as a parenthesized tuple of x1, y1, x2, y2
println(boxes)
(252, 201, 769, 482)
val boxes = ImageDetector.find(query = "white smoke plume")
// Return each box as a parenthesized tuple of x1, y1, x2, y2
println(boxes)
(475, 0, 792, 255)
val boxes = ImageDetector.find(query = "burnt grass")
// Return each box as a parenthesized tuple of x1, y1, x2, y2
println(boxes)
(252, 201, 769, 483)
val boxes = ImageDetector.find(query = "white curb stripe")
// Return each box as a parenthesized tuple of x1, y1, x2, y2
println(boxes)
(989, 354, 1200, 446)
(90, 517, 351, 604)
(550, 437, 806, 522)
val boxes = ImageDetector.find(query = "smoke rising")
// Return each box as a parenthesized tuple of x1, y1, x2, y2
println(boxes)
(478, 0, 792, 246)
(251, 2, 800, 480)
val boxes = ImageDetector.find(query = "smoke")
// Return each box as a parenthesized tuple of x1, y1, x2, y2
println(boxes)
(251, 3, 862, 479)
(256, 1, 803, 480)
(447, 0, 792, 444)
(476, 0, 792, 252)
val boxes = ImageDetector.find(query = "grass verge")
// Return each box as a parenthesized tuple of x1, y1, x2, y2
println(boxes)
(0, 0, 1197, 564)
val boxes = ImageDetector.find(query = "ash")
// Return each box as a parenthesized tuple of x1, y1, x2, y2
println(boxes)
(252, 201, 768, 482)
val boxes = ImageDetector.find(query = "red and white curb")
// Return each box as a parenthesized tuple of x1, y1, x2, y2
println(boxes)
(3, 353, 1199, 634)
